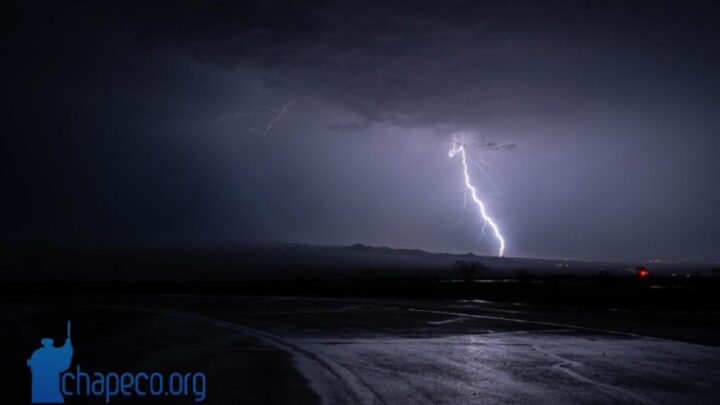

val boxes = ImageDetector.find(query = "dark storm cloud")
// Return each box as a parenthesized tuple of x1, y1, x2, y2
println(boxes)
(122, 0, 720, 130)
(2, 1, 720, 261)
(126, 0, 529, 127)
(470, 141, 517, 152)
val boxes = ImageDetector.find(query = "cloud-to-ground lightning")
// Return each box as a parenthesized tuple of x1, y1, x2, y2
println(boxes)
(213, 100, 298, 136)
(449, 139, 506, 257)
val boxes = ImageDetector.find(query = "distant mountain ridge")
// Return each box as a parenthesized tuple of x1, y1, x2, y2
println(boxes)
(1, 242, 715, 282)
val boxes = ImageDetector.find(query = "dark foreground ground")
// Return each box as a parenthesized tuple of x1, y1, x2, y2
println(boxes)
(2, 289, 720, 404)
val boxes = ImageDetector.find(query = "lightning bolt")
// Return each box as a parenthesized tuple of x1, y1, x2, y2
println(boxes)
(449, 139, 506, 257)
(453, 185, 469, 227)
(470, 159, 502, 196)
(213, 100, 298, 136)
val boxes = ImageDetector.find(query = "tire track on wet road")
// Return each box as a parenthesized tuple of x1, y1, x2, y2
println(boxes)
(102, 305, 384, 405)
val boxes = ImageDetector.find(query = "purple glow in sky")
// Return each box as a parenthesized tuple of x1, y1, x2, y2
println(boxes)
(2, 1, 719, 262)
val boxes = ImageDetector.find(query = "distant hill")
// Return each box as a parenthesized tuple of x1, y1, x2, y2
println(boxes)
(0, 242, 715, 282)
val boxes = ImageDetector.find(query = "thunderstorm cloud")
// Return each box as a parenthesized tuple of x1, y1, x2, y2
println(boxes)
(2, 1, 719, 261)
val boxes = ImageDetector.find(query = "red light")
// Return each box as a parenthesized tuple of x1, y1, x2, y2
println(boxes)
(635, 267, 649, 278)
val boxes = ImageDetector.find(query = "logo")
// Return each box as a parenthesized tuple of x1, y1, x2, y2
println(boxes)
(28, 320, 206, 403)
(27, 321, 73, 403)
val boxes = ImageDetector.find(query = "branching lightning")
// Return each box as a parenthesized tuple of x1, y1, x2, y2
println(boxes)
(453, 185, 469, 227)
(449, 138, 506, 257)
(212, 99, 507, 257)
(470, 159, 502, 196)
(213, 100, 298, 135)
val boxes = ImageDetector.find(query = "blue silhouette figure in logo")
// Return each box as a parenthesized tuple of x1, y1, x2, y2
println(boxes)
(27, 321, 73, 403)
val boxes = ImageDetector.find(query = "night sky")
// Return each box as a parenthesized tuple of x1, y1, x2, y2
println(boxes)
(2, 1, 719, 261)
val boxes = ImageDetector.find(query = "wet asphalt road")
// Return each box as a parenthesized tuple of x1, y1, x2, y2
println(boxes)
(3, 295, 720, 404)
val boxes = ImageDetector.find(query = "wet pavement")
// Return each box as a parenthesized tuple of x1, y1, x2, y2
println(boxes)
(2, 295, 720, 404)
